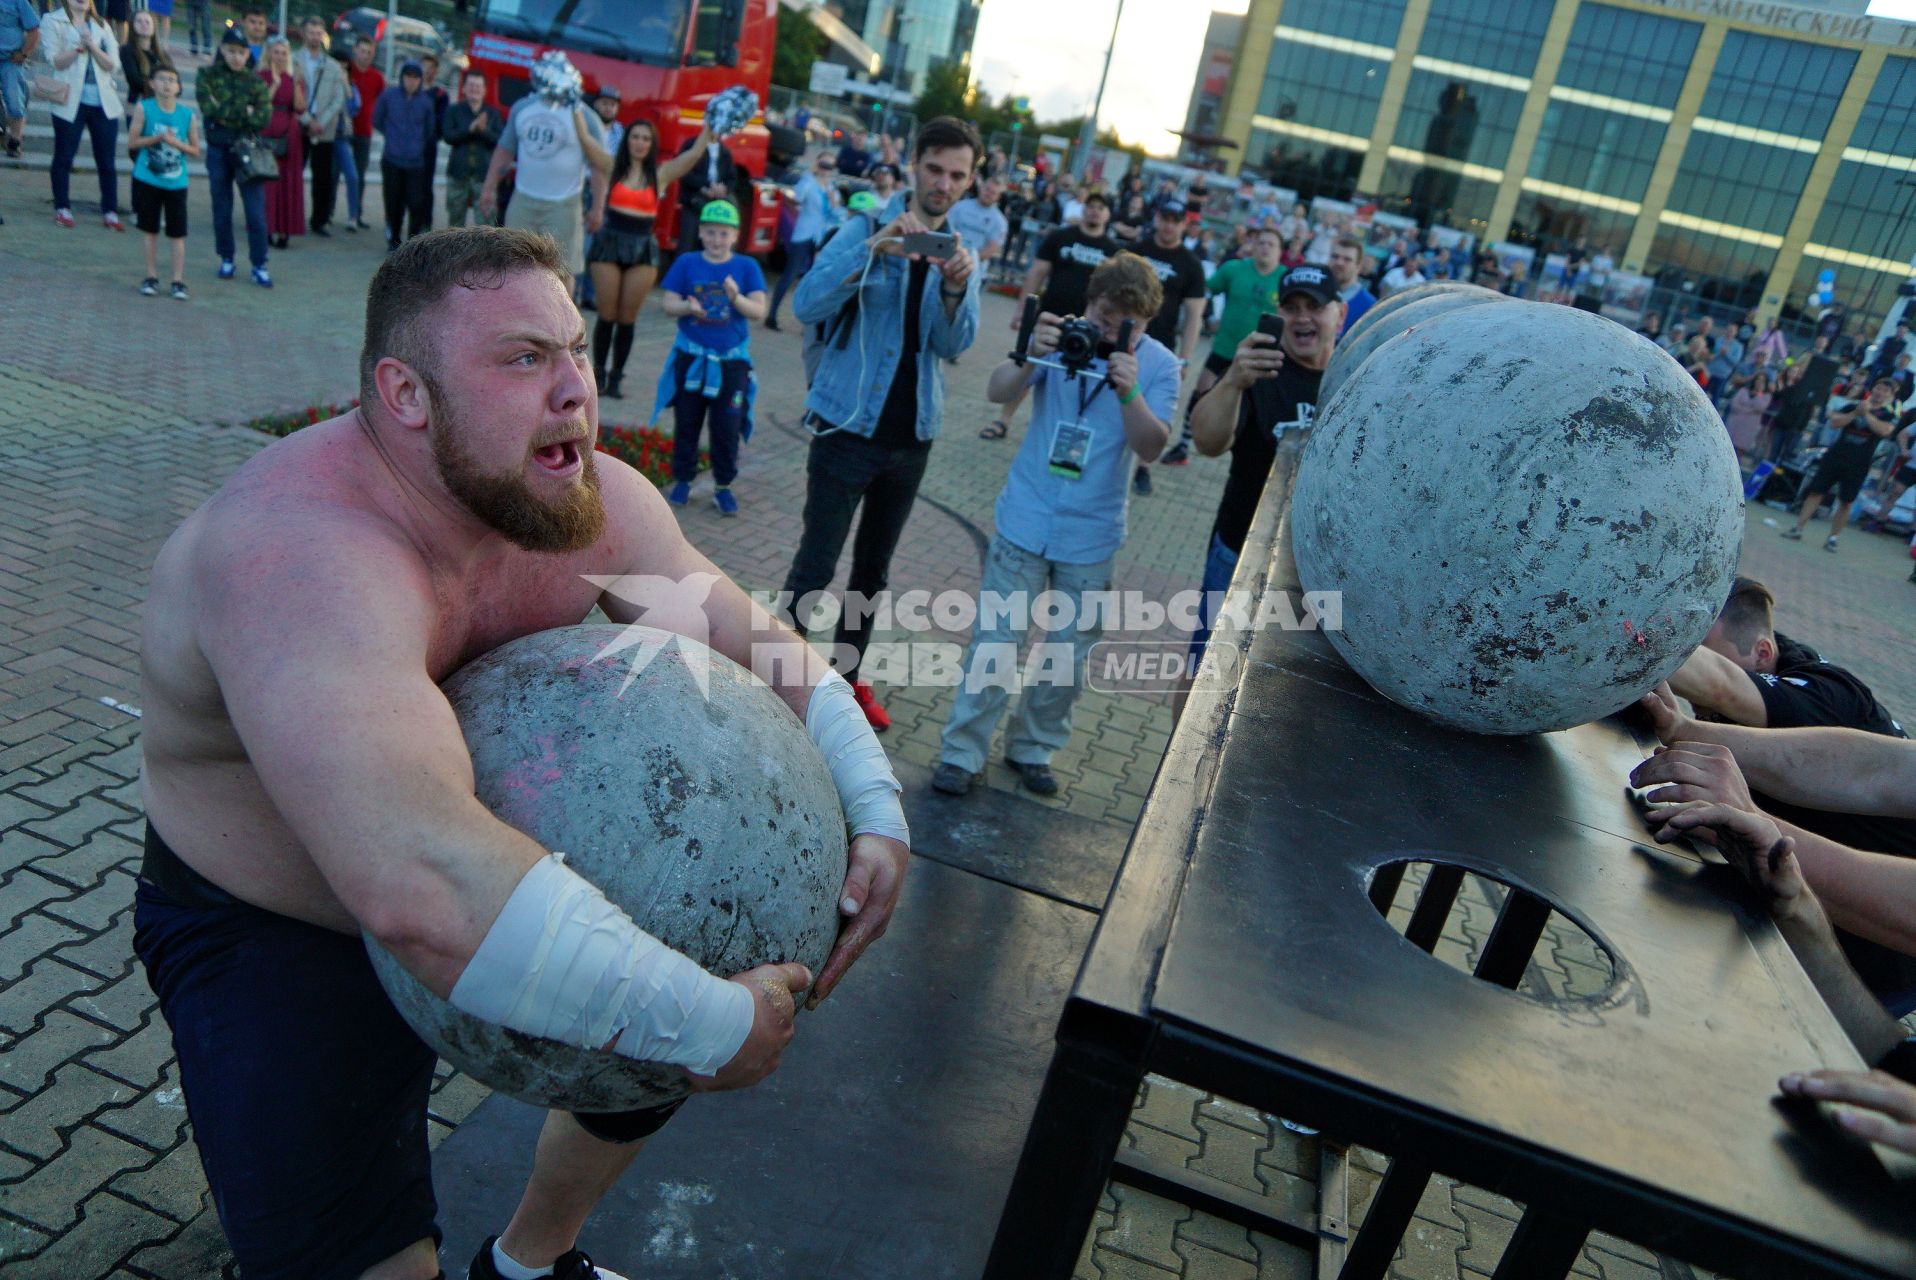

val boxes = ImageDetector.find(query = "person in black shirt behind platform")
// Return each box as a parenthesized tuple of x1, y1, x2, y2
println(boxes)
(1782, 374, 1900, 552)
(980, 189, 1121, 442)
(1127, 198, 1207, 491)
(1665, 575, 1916, 1006)
(1184, 264, 1345, 654)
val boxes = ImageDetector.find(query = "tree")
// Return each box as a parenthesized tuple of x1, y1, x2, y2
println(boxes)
(772, 8, 827, 91)
(913, 59, 972, 125)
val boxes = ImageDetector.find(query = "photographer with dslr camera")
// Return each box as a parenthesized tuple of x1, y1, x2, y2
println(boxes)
(932, 253, 1178, 798)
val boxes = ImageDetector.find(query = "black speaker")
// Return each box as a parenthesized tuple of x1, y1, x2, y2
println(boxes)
(1800, 353, 1842, 405)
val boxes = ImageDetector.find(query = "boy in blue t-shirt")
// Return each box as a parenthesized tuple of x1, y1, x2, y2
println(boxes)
(128, 66, 201, 300)
(657, 199, 768, 516)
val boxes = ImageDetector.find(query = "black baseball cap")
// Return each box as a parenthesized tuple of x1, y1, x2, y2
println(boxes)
(1082, 189, 1111, 209)
(1278, 265, 1339, 306)
(594, 84, 621, 102)
(1155, 198, 1187, 218)
(220, 27, 249, 46)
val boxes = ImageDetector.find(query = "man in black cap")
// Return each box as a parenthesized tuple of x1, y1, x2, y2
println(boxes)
(1129, 197, 1207, 479)
(591, 82, 623, 155)
(1186, 264, 1344, 652)
(372, 59, 438, 248)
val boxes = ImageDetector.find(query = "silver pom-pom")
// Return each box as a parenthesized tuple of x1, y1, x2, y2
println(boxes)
(706, 85, 758, 138)
(530, 50, 584, 106)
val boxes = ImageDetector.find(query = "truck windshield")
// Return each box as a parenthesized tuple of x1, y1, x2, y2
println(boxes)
(478, 0, 689, 64)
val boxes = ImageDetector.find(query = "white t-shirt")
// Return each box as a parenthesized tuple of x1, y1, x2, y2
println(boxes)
(498, 97, 605, 203)
(1380, 266, 1427, 297)
(946, 197, 1009, 258)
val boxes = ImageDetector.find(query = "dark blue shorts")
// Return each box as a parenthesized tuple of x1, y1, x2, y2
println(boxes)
(132, 825, 442, 1280)
(132, 823, 686, 1278)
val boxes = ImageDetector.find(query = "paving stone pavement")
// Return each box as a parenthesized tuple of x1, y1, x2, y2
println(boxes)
(3, 171, 1913, 1276)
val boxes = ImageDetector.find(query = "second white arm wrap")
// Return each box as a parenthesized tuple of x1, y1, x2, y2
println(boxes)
(448, 855, 754, 1076)
(807, 670, 910, 845)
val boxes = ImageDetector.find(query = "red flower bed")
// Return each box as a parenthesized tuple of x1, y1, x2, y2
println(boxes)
(241, 407, 704, 494)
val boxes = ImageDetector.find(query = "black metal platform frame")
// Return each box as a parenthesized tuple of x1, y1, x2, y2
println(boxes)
(981, 440, 1912, 1280)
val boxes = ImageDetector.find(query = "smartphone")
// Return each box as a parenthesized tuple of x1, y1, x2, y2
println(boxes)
(1256, 312, 1285, 344)
(900, 231, 959, 259)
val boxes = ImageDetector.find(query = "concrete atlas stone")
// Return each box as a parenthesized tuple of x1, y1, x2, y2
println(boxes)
(1292, 302, 1743, 735)
(366, 624, 848, 1110)
(1328, 281, 1501, 387)
(1318, 289, 1507, 406)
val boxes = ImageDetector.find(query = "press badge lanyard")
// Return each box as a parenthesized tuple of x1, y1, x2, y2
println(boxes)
(1047, 372, 1117, 480)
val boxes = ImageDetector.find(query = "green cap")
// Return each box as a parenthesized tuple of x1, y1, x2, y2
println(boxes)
(847, 191, 881, 213)
(699, 199, 741, 227)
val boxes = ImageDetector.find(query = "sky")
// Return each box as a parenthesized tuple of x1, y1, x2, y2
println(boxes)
(968, 0, 1916, 158)
(968, 0, 1248, 157)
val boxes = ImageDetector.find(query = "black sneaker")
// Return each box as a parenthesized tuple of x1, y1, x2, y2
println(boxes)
(931, 762, 974, 796)
(139, 277, 160, 296)
(764, 316, 781, 331)
(1005, 758, 1058, 796)
(312, 225, 331, 238)
(4, 137, 18, 159)
(467, 1236, 631, 1280)
(1133, 466, 1153, 496)
(1160, 443, 1190, 466)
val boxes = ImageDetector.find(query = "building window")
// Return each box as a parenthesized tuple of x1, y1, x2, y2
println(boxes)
(1801, 55, 1916, 329)
(1390, 71, 1527, 171)
(1667, 136, 1817, 238)
(1697, 29, 1855, 137)
(1554, 3, 1700, 109)
(1527, 100, 1665, 203)
(1415, 0, 1552, 78)
(1278, 0, 1407, 44)
(1648, 225, 1774, 310)
(1247, 127, 1366, 204)
(1378, 159, 1498, 232)
(1510, 193, 1635, 259)
(1257, 42, 1391, 142)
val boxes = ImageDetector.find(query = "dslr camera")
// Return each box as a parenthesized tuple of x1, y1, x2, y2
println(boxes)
(1053, 317, 1111, 374)
(1011, 297, 1133, 380)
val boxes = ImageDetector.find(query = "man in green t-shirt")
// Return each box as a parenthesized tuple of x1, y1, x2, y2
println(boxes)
(1159, 221, 1283, 467)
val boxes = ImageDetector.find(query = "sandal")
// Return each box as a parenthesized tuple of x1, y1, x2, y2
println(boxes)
(979, 419, 1010, 440)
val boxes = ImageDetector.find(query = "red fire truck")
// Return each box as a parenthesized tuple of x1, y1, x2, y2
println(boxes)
(464, 0, 783, 256)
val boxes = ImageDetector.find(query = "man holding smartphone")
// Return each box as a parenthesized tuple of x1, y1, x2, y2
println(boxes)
(782, 116, 985, 732)
(1185, 265, 1345, 654)
(1782, 374, 1901, 553)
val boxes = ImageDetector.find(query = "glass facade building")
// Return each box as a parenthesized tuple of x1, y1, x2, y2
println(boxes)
(1216, 0, 1916, 331)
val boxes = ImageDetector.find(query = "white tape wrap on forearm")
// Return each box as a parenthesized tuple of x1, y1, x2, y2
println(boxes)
(449, 854, 754, 1076)
(806, 671, 909, 844)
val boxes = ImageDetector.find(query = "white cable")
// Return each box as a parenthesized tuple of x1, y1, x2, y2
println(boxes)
(808, 233, 905, 439)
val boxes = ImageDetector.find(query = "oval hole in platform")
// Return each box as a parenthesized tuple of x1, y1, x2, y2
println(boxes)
(1367, 859, 1618, 1002)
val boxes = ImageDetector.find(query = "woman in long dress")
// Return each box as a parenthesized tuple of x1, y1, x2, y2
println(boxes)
(258, 36, 307, 247)
(1725, 371, 1773, 473)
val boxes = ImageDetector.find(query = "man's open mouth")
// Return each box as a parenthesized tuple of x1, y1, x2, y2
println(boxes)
(533, 440, 583, 473)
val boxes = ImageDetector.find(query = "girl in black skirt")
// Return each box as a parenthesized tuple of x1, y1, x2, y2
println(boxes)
(586, 115, 716, 398)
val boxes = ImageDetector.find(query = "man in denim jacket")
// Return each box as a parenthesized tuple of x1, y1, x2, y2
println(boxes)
(781, 116, 984, 731)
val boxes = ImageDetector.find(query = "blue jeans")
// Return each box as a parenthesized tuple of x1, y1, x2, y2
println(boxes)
(184, 0, 213, 50)
(1187, 532, 1239, 659)
(206, 140, 268, 268)
(938, 534, 1113, 772)
(334, 136, 362, 221)
(0, 60, 27, 121)
(50, 105, 118, 214)
(767, 237, 817, 322)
